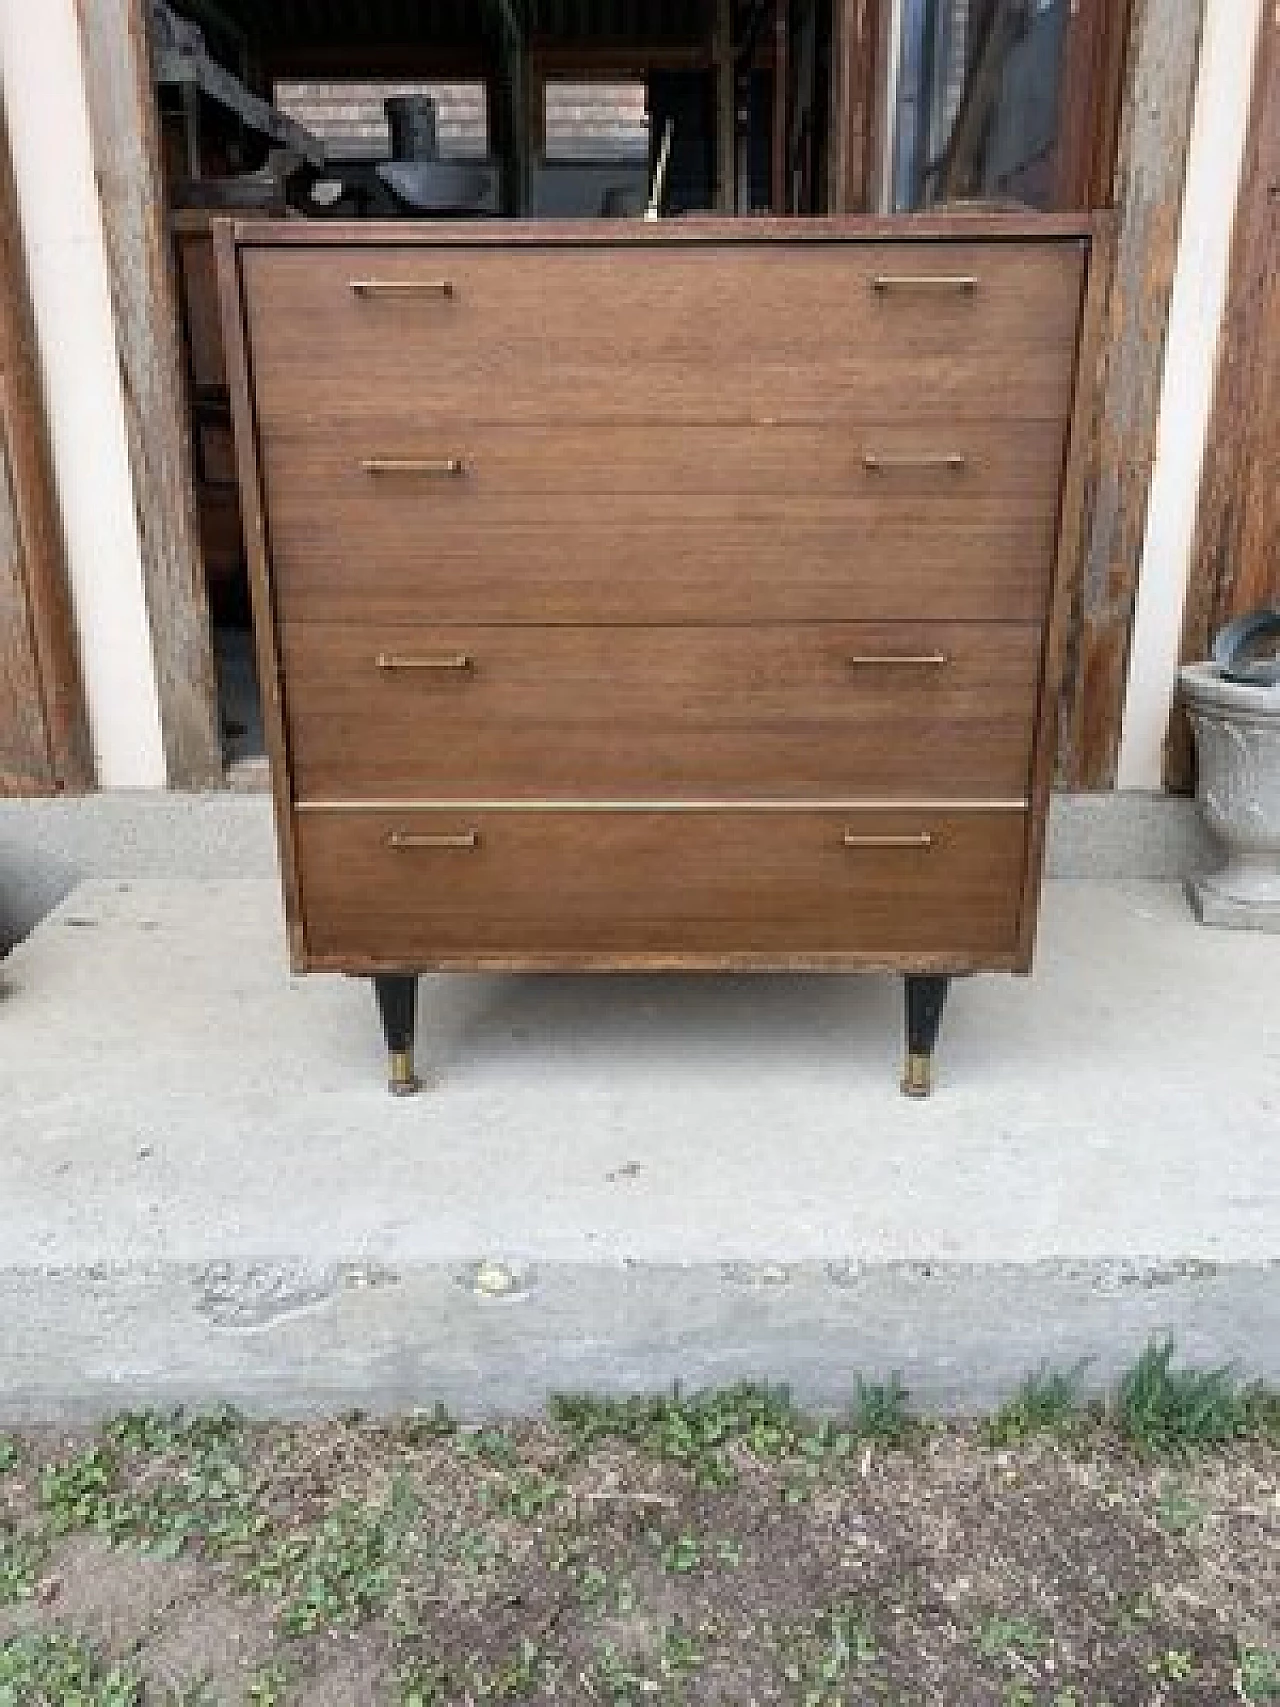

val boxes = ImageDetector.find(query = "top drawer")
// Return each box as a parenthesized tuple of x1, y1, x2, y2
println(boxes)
(239, 239, 1087, 427)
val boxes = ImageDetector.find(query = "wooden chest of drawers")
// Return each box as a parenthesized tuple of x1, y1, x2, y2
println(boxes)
(217, 216, 1096, 1094)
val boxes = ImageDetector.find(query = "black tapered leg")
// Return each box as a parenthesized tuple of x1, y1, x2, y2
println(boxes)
(374, 974, 421, 1096)
(902, 975, 950, 1098)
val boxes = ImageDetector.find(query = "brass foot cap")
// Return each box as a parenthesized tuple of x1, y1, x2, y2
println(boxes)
(388, 1050, 423, 1097)
(900, 1051, 933, 1099)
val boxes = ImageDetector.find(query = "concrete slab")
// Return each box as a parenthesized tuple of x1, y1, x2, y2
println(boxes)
(0, 878, 1276, 1418)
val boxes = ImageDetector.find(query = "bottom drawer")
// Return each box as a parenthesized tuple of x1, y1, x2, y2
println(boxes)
(295, 807, 1028, 967)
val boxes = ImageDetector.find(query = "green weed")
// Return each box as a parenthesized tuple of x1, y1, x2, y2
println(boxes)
(984, 1365, 1088, 1447)
(0, 1523, 47, 1605)
(852, 1376, 917, 1446)
(977, 1614, 1049, 1662)
(1114, 1340, 1249, 1455)
(1239, 1646, 1280, 1703)
(0, 1438, 20, 1475)
(782, 1604, 878, 1703)
(245, 1502, 394, 1636)
(485, 1469, 561, 1521)
(0, 1632, 142, 1707)
(39, 1445, 117, 1533)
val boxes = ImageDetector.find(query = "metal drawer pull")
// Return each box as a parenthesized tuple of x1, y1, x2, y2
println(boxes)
(362, 457, 467, 478)
(845, 652, 949, 668)
(863, 452, 966, 472)
(376, 652, 472, 672)
(872, 274, 978, 293)
(350, 278, 455, 298)
(387, 831, 479, 850)
(842, 832, 934, 850)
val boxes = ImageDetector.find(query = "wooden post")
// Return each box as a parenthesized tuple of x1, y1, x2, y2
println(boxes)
(1054, 0, 1207, 788)
(827, 0, 880, 214)
(1166, 5, 1278, 790)
(716, 0, 735, 213)
(75, 0, 223, 788)
(771, 0, 788, 214)
(0, 100, 93, 795)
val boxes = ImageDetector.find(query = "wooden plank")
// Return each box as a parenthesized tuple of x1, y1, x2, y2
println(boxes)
(75, 0, 222, 787)
(1054, 0, 1206, 787)
(827, 0, 881, 214)
(230, 212, 1097, 244)
(716, 0, 735, 213)
(0, 99, 92, 795)
(214, 220, 307, 969)
(1167, 5, 1278, 791)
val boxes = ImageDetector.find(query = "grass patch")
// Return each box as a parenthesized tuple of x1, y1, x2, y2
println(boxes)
(782, 1604, 878, 1703)
(552, 1378, 917, 1488)
(976, 1613, 1049, 1662)
(244, 1500, 397, 1636)
(984, 1364, 1089, 1447)
(37, 1410, 265, 1562)
(1239, 1646, 1280, 1703)
(1113, 1339, 1252, 1456)
(852, 1375, 917, 1446)
(0, 1523, 47, 1606)
(0, 1438, 20, 1475)
(0, 1632, 142, 1706)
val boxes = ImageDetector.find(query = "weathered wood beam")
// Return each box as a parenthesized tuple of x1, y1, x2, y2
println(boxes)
(716, 0, 735, 211)
(1054, 0, 1206, 789)
(75, 0, 222, 788)
(827, 0, 880, 214)
(0, 98, 93, 794)
(1166, 6, 1277, 791)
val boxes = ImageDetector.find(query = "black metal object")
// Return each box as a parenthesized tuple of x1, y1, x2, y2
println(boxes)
(902, 974, 951, 1098)
(374, 974, 422, 1095)
(375, 94, 499, 214)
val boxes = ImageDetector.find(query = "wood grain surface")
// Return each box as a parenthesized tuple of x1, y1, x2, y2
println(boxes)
(295, 806, 1027, 964)
(282, 621, 1042, 801)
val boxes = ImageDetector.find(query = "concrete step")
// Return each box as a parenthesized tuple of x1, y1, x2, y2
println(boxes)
(0, 878, 1275, 1419)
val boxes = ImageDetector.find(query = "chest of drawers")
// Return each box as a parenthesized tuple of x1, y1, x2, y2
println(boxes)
(217, 216, 1096, 1095)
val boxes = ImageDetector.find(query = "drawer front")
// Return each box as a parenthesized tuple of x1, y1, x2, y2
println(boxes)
(259, 414, 1067, 624)
(282, 622, 1043, 801)
(241, 240, 1086, 428)
(295, 807, 1027, 963)
(265, 491, 1058, 625)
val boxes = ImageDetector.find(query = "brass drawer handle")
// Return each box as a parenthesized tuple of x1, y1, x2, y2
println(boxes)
(845, 651, 949, 668)
(387, 830, 479, 850)
(376, 652, 472, 672)
(350, 278, 455, 298)
(872, 274, 978, 293)
(842, 832, 934, 850)
(863, 452, 966, 472)
(362, 457, 467, 478)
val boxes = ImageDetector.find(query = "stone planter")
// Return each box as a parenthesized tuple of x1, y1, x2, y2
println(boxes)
(1178, 662, 1280, 931)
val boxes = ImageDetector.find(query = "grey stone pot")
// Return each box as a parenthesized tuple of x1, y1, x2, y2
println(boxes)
(1179, 662, 1280, 931)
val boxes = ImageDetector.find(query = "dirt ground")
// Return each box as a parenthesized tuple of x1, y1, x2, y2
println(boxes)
(0, 1382, 1277, 1706)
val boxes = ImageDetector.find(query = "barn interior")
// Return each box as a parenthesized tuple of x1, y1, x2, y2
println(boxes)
(146, 0, 1078, 771)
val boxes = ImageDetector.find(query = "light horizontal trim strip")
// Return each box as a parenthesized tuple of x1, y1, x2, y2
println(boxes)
(295, 798, 1029, 814)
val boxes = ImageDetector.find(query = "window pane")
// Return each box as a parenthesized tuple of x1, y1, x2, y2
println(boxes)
(274, 81, 489, 160)
(543, 80, 651, 162)
(890, 0, 1070, 211)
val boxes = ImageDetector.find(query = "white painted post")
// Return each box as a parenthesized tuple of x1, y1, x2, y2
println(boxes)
(1116, 0, 1267, 791)
(0, 0, 168, 787)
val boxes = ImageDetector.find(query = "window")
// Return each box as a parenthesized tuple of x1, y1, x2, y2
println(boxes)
(273, 80, 489, 160)
(888, 0, 1071, 212)
(542, 79, 650, 162)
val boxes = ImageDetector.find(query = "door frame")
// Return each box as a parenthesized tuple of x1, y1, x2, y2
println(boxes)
(0, 94, 93, 795)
